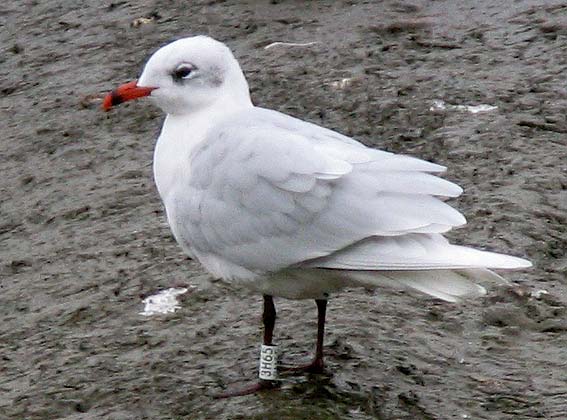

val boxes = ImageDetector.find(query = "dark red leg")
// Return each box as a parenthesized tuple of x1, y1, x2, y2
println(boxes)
(282, 299, 327, 374)
(263, 294, 276, 346)
(213, 295, 279, 398)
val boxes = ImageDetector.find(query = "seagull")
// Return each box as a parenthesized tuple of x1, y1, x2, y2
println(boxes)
(103, 35, 531, 396)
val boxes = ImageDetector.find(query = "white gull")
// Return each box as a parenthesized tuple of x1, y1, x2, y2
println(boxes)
(103, 35, 531, 395)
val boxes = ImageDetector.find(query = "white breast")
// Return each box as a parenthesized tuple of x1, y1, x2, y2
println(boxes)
(153, 113, 209, 202)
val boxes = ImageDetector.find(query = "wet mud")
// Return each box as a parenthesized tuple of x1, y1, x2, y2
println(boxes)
(1, 1, 566, 419)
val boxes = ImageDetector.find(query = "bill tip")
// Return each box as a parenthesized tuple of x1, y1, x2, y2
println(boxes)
(102, 93, 114, 111)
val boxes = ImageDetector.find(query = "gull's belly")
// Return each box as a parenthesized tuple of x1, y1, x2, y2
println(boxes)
(232, 269, 351, 300)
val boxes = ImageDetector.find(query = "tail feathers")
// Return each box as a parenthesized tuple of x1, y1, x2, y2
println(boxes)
(348, 268, 507, 303)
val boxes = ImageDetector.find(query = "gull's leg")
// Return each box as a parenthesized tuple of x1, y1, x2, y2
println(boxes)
(263, 294, 276, 346)
(214, 295, 279, 398)
(282, 299, 327, 374)
(311, 298, 327, 373)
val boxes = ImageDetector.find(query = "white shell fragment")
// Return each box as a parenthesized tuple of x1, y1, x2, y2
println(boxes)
(140, 287, 189, 316)
(530, 289, 549, 299)
(264, 41, 318, 50)
(430, 99, 498, 114)
(330, 77, 354, 89)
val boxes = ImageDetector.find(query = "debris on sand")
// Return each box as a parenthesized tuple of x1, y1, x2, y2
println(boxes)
(330, 77, 354, 90)
(131, 12, 161, 28)
(430, 99, 498, 114)
(140, 287, 190, 316)
(264, 41, 318, 50)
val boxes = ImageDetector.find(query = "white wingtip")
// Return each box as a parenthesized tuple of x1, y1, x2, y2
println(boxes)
(349, 269, 504, 303)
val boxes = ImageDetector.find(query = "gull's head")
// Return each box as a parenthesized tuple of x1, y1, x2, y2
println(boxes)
(103, 36, 251, 115)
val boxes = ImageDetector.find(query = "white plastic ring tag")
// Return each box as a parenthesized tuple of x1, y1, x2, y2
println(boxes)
(259, 344, 278, 380)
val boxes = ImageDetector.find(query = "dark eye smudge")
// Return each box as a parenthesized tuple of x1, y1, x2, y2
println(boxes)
(172, 65, 194, 82)
(208, 66, 223, 87)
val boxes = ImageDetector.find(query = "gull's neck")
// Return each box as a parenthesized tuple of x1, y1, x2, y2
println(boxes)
(153, 93, 253, 202)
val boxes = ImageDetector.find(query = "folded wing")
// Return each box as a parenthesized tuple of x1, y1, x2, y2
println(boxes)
(177, 107, 524, 280)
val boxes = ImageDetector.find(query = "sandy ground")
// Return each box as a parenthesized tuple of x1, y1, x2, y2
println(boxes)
(1, 0, 567, 419)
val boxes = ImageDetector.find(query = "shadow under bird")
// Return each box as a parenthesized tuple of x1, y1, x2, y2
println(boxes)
(102, 36, 531, 397)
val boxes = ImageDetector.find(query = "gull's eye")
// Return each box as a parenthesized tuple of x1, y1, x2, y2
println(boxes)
(172, 64, 195, 81)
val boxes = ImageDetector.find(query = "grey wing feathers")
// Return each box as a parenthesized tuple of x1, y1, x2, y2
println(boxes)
(183, 107, 471, 274)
